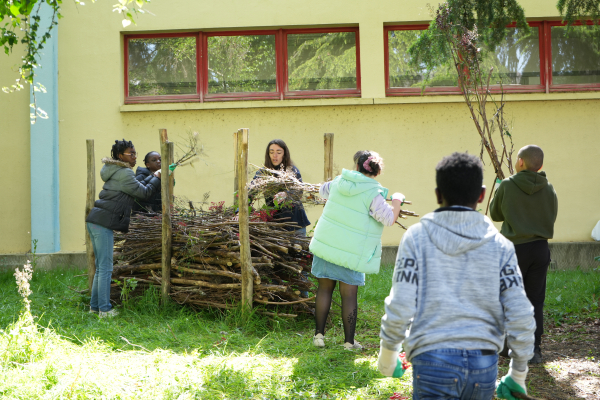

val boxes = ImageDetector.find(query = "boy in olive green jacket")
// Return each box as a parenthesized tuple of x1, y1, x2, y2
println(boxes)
(490, 144, 558, 364)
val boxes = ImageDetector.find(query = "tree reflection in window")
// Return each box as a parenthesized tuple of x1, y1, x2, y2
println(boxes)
(388, 27, 539, 89)
(388, 29, 456, 88)
(551, 25, 600, 85)
(287, 32, 357, 91)
(128, 37, 197, 97)
(483, 27, 540, 86)
(207, 35, 277, 94)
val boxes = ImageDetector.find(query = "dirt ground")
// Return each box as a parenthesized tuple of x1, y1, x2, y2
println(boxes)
(498, 318, 600, 400)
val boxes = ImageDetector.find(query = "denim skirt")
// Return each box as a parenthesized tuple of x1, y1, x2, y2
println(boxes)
(311, 255, 365, 286)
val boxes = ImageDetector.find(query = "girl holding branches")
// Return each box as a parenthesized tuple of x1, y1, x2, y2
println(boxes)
(310, 150, 405, 349)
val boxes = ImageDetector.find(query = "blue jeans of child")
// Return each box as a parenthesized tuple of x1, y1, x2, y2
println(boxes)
(411, 349, 498, 400)
(87, 222, 114, 312)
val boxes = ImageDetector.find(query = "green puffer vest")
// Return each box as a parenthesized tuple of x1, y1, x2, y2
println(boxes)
(309, 169, 389, 274)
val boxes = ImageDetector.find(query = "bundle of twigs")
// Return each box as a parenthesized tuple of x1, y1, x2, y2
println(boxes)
(248, 164, 325, 206)
(112, 204, 315, 317)
(249, 165, 419, 228)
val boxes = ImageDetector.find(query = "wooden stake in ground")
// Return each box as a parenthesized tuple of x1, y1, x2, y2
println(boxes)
(85, 139, 96, 291)
(235, 128, 253, 310)
(324, 133, 334, 182)
(160, 129, 173, 304)
(233, 130, 239, 204)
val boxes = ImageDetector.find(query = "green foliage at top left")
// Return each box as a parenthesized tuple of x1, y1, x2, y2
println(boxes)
(1, 0, 151, 123)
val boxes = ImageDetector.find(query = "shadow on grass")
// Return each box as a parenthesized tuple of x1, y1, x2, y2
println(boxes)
(528, 363, 587, 400)
(291, 346, 385, 397)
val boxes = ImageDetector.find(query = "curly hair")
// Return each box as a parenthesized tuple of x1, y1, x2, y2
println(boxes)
(436, 152, 484, 206)
(111, 139, 134, 160)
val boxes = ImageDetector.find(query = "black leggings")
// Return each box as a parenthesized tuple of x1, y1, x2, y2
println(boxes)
(314, 277, 359, 344)
(514, 240, 551, 348)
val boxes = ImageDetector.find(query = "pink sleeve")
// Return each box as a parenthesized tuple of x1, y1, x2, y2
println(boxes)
(369, 194, 395, 226)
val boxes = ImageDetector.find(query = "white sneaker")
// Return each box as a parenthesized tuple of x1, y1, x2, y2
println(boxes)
(343, 340, 363, 350)
(313, 333, 325, 348)
(99, 309, 119, 318)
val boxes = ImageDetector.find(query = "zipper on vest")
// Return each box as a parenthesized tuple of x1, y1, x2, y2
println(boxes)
(367, 244, 378, 262)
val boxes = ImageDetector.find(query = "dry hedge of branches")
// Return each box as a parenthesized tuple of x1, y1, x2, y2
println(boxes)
(112, 202, 315, 317)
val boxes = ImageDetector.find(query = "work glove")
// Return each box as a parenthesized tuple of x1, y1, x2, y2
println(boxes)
(378, 346, 409, 378)
(495, 177, 503, 186)
(496, 363, 528, 400)
(391, 192, 405, 206)
(169, 163, 178, 172)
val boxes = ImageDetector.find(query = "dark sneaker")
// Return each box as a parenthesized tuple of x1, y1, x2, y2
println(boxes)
(529, 347, 543, 364)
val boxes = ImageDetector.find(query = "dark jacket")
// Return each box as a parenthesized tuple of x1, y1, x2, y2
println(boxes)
(490, 170, 558, 245)
(132, 166, 162, 213)
(86, 158, 161, 232)
(253, 166, 311, 231)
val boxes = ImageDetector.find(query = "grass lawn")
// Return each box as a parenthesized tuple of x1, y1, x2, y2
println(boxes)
(0, 264, 598, 399)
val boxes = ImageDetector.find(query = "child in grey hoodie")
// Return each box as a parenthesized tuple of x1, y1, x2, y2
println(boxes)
(378, 152, 535, 400)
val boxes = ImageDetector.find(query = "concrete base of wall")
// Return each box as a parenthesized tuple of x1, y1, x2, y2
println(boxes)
(0, 252, 86, 270)
(381, 242, 600, 270)
(2, 242, 599, 271)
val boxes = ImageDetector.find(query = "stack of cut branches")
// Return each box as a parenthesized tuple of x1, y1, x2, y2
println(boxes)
(248, 165, 325, 206)
(112, 204, 315, 317)
(248, 165, 419, 229)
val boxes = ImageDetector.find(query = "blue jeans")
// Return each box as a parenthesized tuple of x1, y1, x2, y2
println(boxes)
(87, 222, 114, 312)
(411, 349, 498, 400)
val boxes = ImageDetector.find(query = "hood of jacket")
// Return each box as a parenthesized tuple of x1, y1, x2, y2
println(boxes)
(420, 208, 498, 256)
(100, 157, 132, 182)
(135, 166, 151, 177)
(336, 169, 383, 197)
(509, 170, 548, 195)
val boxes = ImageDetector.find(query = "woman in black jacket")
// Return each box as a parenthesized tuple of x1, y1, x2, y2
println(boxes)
(255, 139, 311, 234)
(85, 139, 161, 317)
(132, 151, 162, 213)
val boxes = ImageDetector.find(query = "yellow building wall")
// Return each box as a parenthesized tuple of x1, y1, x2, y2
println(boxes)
(4, 0, 595, 254)
(0, 46, 32, 254)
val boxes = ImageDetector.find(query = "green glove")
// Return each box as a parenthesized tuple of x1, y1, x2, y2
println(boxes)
(392, 357, 405, 378)
(169, 163, 177, 172)
(496, 366, 527, 400)
(495, 177, 503, 186)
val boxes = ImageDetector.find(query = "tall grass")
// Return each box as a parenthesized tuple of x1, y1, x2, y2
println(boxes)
(0, 265, 409, 399)
(545, 267, 600, 325)
(0, 264, 596, 399)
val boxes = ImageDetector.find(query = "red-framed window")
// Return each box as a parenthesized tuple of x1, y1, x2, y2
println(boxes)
(384, 23, 546, 96)
(385, 21, 600, 96)
(124, 28, 360, 104)
(545, 20, 600, 92)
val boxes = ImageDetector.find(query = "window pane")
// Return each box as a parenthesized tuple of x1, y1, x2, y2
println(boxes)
(287, 32, 357, 91)
(483, 27, 540, 86)
(388, 28, 540, 89)
(128, 37, 197, 97)
(388, 30, 457, 88)
(207, 35, 277, 94)
(551, 25, 600, 85)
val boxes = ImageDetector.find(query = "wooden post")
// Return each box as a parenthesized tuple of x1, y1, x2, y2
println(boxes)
(85, 140, 96, 291)
(235, 128, 253, 310)
(324, 133, 334, 181)
(233, 131, 239, 204)
(160, 129, 173, 304)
